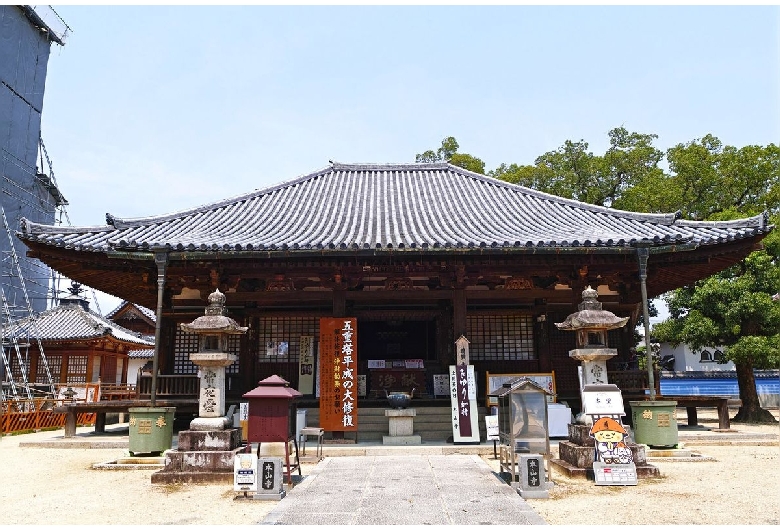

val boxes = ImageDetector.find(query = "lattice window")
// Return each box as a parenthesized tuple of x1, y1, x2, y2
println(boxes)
(227, 335, 240, 374)
(256, 317, 318, 364)
(466, 314, 535, 361)
(38, 354, 62, 383)
(66, 355, 88, 383)
(174, 330, 199, 374)
(5, 351, 28, 381)
(173, 331, 242, 374)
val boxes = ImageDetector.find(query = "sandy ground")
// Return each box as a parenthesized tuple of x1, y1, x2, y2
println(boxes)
(1, 409, 778, 527)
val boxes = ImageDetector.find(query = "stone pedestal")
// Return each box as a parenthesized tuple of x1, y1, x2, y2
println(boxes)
(383, 409, 421, 445)
(151, 428, 246, 484)
(550, 424, 659, 479)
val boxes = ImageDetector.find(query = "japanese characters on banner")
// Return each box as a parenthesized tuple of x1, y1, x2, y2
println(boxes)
(449, 364, 479, 443)
(450, 336, 479, 443)
(298, 335, 315, 395)
(319, 318, 358, 432)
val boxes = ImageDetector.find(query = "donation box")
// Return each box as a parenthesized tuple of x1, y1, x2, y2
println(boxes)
(243, 375, 302, 443)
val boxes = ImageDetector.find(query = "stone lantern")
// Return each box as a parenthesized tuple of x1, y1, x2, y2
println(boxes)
(180, 288, 248, 431)
(556, 286, 629, 389)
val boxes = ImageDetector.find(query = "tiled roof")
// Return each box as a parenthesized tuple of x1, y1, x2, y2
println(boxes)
(4, 304, 155, 346)
(128, 349, 154, 359)
(105, 302, 156, 322)
(17, 162, 771, 253)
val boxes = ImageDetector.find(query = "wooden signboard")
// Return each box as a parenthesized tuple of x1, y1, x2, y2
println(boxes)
(319, 318, 358, 432)
(485, 371, 557, 405)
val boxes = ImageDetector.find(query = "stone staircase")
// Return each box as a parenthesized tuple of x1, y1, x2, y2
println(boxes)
(301, 405, 488, 443)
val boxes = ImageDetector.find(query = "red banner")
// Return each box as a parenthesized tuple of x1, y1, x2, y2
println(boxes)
(319, 318, 358, 431)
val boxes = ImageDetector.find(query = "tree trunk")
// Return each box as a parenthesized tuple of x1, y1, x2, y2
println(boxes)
(732, 359, 776, 424)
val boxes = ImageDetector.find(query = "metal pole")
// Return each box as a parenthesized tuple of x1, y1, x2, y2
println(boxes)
(636, 244, 656, 400)
(151, 251, 168, 407)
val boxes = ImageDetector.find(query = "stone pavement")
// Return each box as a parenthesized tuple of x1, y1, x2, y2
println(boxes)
(260, 454, 547, 526)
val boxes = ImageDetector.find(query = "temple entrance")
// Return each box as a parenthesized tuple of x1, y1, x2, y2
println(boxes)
(357, 317, 437, 398)
(359, 320, 435, 362)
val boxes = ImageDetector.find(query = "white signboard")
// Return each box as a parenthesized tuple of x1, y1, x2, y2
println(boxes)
(484, 414, 499, 441)
(298, 335, 315, 395)
(433, 374, 450, 397)
(357, 374, 367, 397)
(234, 453, 258, 493)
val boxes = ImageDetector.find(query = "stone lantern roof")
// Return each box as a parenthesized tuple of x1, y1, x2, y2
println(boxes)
(555, 286, 629, 331)
(179, 289, 248, 334)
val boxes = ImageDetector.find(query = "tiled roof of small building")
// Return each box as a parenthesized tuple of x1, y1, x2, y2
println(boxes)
(128, 348, 154, 359)
(17, 162, 771, 253)
(105, 301, 156, 322)
(4, 304, 155, 346)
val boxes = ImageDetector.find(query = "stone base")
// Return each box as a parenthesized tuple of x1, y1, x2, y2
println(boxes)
(550, 458, 660, 479)
(151, 446, 248, 484)
(382, 435, 421, 446)
(151, 428, 246, 484)
(177, 428, 243, 452)
(517, 487, 550, 499)
(190, 417, 232, 431)
(251, 490, 286, 501)
(558, 441, 648, 468)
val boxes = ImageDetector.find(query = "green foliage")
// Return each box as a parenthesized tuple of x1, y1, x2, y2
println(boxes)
(489, 127, 665, 208)
(416, 137, 485, 174)
(655, 251, 780, 369)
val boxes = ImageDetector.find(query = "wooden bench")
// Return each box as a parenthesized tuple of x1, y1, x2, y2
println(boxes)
(54, 399, 198, 437)
(609, 371, 735, 430)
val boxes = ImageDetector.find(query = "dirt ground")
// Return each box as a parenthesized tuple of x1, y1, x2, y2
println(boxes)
(1, 408, 778, 526)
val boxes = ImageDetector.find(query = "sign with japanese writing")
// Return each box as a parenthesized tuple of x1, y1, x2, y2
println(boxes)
(233, 453, 258, 493)
(298, 335, 315, 395)
(520, 454, 545, 490)
(485, 414, 499, 441)
(449, 363, 479, 443)
(319, 318, 358, 432)
(433, 374, 450, 396)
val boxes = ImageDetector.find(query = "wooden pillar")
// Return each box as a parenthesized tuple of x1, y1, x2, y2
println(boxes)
(333, 289, 346, 317)
(452, 288, 467, 339)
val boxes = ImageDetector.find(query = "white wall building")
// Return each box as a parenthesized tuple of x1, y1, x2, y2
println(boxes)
(659, 343, 735, 372)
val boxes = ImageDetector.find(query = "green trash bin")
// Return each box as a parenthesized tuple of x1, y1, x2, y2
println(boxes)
(629, 400, 678, 448)
(128, 407, 175, 455)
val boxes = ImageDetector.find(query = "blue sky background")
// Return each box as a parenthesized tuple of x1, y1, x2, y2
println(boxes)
(38, 5, 780, 315)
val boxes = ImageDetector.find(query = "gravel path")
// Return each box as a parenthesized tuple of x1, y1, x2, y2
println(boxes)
(1, 409, 777, 525)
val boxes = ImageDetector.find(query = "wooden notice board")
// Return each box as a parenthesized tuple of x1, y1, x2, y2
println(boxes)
(485, 371, 556, 405)
(319, 317, 358, 432)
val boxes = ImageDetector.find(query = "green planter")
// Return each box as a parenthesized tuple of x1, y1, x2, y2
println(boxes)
(630, 400, 678, 448)
(128, 407, 175, 456)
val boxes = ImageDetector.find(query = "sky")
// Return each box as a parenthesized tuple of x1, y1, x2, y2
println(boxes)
(35, 5, 780, 317)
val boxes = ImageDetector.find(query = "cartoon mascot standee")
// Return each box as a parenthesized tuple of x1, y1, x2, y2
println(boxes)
(589, 416, 633, 464)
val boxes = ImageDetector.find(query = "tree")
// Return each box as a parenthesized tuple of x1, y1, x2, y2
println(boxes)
(654, 243, 780, 423)
(490, 127, 665, 208)
(419, 132, 780, 423)
(416, 136, 486, 174)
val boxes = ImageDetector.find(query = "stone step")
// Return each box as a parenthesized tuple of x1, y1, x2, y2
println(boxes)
(302, 406, 487, 443)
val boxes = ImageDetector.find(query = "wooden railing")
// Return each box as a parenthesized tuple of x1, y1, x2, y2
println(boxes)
(136, 375, 200, 400)
(99, 383, 136, 401)
(1, 396, 96, 435)
(608, 370, 661, 398)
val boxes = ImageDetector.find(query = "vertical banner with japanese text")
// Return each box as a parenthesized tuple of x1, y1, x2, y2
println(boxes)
(298, 335, 315, 395)
(450, 336, 479, 443)
(319, 318, 358, 431)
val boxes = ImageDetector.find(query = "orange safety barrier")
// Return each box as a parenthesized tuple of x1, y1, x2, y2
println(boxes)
(0, 397, 97, 435)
